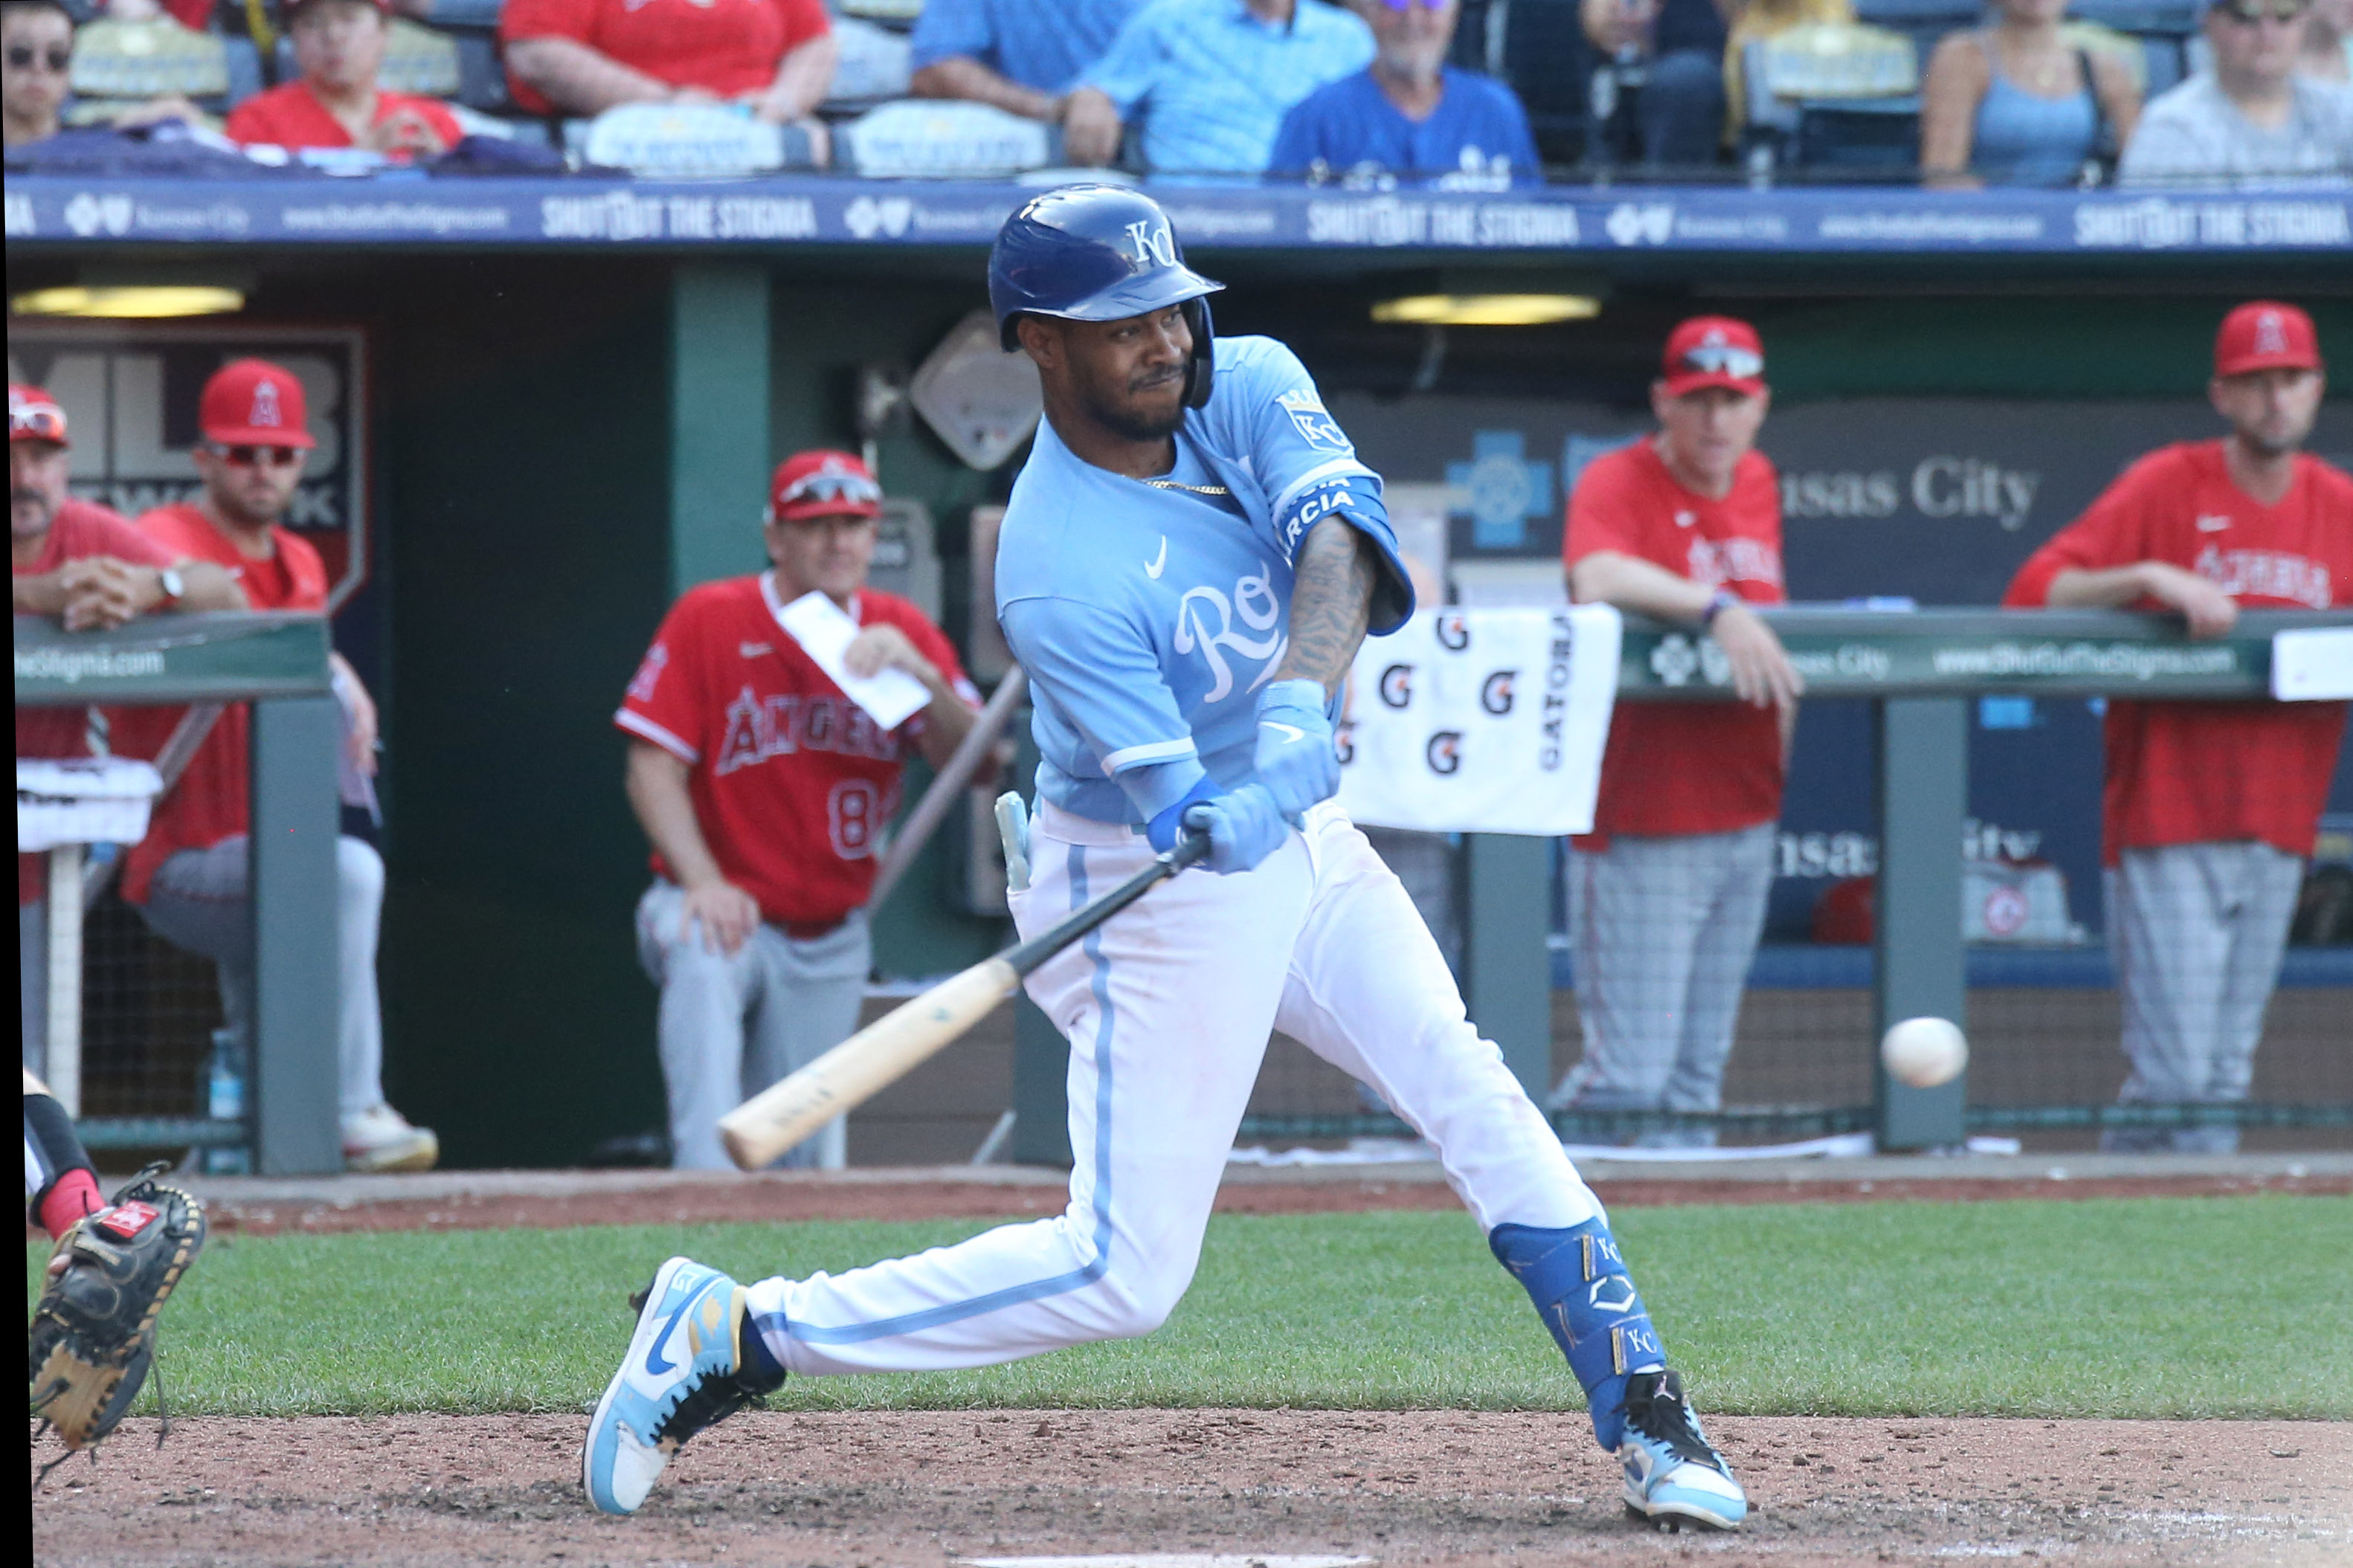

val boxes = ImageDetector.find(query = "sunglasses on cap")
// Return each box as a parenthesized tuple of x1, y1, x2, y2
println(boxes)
(210, 444, 305, 469)
(10, 404, 68, 442)
(1679, 342, 1765, 379)
(2214, 0, 2308, 22)
(779, 469, 883, 508)
(5, 44, 72, 71)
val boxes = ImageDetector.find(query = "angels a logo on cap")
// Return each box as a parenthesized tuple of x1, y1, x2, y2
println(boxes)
(250, 378, 283, 429)
(2255, 312, 2289, 357)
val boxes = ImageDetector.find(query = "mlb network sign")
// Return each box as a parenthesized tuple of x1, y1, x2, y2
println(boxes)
(6, 324, 370, 607)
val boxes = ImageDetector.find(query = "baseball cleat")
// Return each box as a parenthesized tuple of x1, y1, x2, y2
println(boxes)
(1615, 1369, 1748, 1531)
(582, 1256, 782, 1516)
(341, 1103, 439, 1173)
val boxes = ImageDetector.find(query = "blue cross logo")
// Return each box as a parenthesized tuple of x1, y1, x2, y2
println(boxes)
(1446, 430, 1551, 550)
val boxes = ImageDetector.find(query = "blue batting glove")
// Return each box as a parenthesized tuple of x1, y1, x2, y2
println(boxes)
(1253, 678, 1337, 822)
(1180, 783, 1289, 875)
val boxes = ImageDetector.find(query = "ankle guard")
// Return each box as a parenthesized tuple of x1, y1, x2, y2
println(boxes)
(1490, 1219, 1666, 1451)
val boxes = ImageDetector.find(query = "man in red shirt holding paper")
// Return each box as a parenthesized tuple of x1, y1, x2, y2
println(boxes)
(224, 0, 463, 159)
(109, 359, 437, 1173)
(1554, 317, 1805, 1141)
(2005, 301, 2350, 1153)
(14, 383, 244, 1072)
(617, 451, 979, 1169)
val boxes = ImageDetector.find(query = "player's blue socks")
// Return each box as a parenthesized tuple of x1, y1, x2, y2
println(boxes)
(1489, 1219, 1665, 1451)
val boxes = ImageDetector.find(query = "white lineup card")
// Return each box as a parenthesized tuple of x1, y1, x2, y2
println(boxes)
(772, 589, 932, 729)
(1336, 604, 1623, 837)
(2270, 627, 2353, 702)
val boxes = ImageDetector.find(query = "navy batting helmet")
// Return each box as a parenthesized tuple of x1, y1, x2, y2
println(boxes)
(989, 184, 1223, 408)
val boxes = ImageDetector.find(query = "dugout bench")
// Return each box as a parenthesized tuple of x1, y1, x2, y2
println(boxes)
(1023, 606, 2353, 1162)
(16, 612, 342, 1175)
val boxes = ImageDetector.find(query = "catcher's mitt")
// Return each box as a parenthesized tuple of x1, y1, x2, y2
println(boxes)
(30, 1166, 207, 1455)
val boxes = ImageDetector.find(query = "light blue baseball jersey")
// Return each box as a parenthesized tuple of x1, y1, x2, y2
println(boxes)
(997, 335, 1414, 826)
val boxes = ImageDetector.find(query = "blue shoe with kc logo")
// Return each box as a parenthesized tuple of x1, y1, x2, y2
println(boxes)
(582, 1256, 783, 1515)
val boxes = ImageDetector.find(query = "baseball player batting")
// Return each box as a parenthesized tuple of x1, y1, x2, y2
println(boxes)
(580, 185, 1748, 1534)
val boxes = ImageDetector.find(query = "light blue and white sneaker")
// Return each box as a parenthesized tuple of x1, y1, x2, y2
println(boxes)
(1616, 1369, 1748, 1531)
(582, 1256, 783, 1515)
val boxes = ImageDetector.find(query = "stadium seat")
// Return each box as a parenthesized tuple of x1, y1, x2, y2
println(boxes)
(65, 14, 242, 123)
(1792, 94, 1922, 172)
(837, 98, 1056, 178)
(1743, 24, 1920, 178)
(838, 0, 924, 21)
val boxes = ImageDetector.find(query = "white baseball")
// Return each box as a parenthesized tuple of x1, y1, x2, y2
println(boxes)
(1881, 1016, 1968, 1088)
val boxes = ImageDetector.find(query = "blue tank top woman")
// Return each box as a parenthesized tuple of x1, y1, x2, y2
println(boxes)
(1969, 35, 2099, 187)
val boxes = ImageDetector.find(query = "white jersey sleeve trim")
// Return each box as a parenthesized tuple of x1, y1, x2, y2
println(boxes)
(1269, 457, 1379, 524)
(615, 709, 699, 764)
(1101, 736, 1199, 773)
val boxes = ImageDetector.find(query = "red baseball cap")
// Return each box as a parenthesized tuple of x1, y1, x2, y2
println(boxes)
(768, 450, 883, 523)
(199, 359, 316, 449)
(1661, 316, 1767, 398)
(2214, 301, 2323, 378)
(9, 383, 69, 447)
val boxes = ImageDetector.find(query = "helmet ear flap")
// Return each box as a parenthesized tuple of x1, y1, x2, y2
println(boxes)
(1182, 297, 1214, 410)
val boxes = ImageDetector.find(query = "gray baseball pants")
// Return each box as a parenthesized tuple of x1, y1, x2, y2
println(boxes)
(2103, 840, 2304, 1155)
(1554, 822, 1776, 1143)
(634, 881, 866, 1172)
(135, 834, 390, 1120)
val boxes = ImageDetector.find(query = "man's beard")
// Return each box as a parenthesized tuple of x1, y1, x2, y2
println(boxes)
(212, 485, 289, 529)
(1086, 370, 1188, 443)
(12, 489, 59, 536)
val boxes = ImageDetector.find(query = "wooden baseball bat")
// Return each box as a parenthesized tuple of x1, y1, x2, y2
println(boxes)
(718, 828, 1211, 1170)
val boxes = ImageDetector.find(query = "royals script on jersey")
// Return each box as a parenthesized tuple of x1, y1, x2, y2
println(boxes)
(994, 335, 1412, 825)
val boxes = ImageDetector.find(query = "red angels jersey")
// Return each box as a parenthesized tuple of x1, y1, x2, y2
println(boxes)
(617, 573, 976, 929)
(15, 500, 174, 905)
(1565, 439, 1788, 845)
(2006, 441, 2352, 863)
(109, 504, 331, 905)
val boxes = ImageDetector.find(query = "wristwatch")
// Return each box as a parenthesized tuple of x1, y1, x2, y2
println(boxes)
(1699, 587, 1739, 628)
(156, 566, 186, 607)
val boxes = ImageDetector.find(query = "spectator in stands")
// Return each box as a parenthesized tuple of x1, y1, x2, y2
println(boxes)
(1, 0, 71, 146)
(1060, 0, 1374, 174)
(1269, 0, 1542, 188)
(2299, 0, 2353, 80)
(13, 384, 245, 1072)
(1921, 0, 2141, 187)
(501, 0, 835, 153)
(224, 0, 461, 159)
(109, 360, 440, 1175)
(1580, 0, 1734, 167)
(2119, 0, 2353, 184)
(1553, 318, 1803, 1146)
(616, 451, 979, 1169)
(909, 0, 1142, 123)
(2003, 303, 2350, 1153)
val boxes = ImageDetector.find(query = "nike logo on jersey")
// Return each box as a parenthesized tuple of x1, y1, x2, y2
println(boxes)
(2195, 515, 2232, 533)
(740, 642, 772, 658)
(1146, 537, 1168, 578)
(1262, 720, 1306, 743)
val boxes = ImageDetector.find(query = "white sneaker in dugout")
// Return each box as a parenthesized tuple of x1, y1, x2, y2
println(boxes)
(341, 1105, 439, 1172)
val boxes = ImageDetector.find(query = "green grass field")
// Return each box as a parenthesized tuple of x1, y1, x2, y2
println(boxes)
(32, 1196, 2351, 1422)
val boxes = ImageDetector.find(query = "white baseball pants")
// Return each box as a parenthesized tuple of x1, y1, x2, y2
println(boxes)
(1553, 823, 1774, 1138)
(634, 883, 866, 1171)
(2103, 840, 2303, 1155)
(135, 834, 390, 1120)
(747, 802, 1602, 1377)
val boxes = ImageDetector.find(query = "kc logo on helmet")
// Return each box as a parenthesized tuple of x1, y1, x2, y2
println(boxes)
(1480, 670, 1515, 715)
(1378, 662, 1414, 708)
(1124, 219, 1176, 268)
(1425, 729, 1463, 775)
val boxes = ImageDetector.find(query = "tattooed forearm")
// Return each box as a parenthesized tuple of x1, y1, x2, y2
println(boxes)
(1274, 518, 1377, 693)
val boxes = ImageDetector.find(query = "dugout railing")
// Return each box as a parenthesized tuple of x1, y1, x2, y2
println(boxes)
(16, 612, 344, 1175)
(1199, 606, 2353, 1155)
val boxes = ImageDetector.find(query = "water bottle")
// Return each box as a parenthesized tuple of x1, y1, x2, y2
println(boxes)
(203, 1026, 251, 1175)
